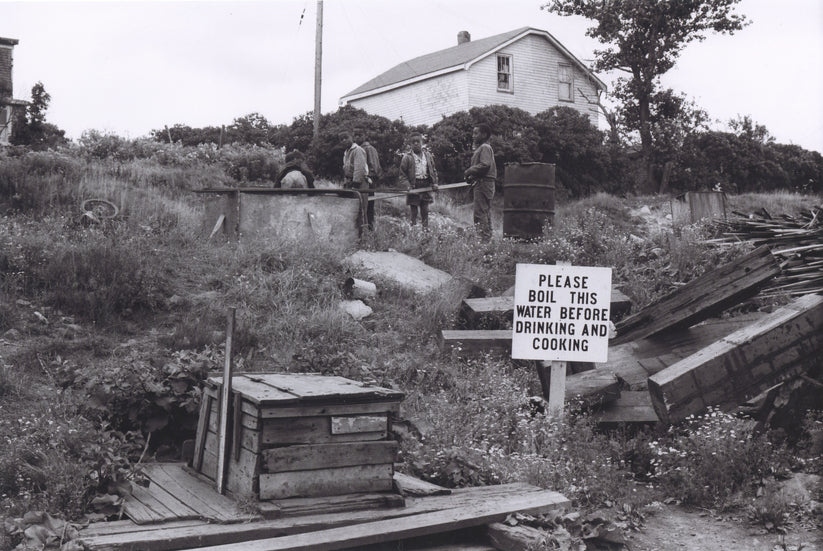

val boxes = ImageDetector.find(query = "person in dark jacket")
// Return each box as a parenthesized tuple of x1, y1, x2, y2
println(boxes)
(275, 149, 315, 188)
(398, 132, 439, 229)
(464, 123, 497, 241)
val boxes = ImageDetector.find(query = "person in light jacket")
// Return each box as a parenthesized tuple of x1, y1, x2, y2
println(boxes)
(398, 132, 439, 229)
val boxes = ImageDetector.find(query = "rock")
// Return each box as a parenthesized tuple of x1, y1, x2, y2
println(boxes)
(15, 299, 31, 307)
(3, 328, 21, 340)
(33, 311, 48, 324)
(339, 300, 373, 320)
(168, 294, 186, 306)
(640, 205, 652, 215)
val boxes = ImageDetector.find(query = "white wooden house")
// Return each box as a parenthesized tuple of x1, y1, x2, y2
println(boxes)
(339, 27, 606, 127)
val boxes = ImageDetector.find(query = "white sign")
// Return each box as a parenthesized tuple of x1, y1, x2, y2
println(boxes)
(512, 263, 612, 362)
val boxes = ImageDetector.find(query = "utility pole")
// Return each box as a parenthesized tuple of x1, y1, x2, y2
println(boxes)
(313, 0, 323, 138)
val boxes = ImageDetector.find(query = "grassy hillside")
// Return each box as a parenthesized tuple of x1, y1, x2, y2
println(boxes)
(0, 150, 821, 549)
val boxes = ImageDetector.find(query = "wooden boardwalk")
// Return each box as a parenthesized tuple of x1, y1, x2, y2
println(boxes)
(79, 467, 569, 551)
(123, 463, 257, 524)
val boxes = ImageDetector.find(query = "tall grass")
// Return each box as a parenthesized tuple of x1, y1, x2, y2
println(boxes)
(1, 146, 821, 530)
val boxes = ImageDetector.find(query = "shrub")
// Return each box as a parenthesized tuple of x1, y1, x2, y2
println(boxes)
(647, 408, 791, 509)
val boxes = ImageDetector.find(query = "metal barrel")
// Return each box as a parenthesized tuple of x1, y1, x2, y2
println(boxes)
(503, 162, 556, 239)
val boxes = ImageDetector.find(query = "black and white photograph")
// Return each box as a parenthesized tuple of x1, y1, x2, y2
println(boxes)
(1, 1, 821, 550)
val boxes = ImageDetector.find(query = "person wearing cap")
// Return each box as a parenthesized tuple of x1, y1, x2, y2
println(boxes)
(398, 132, 439, 229)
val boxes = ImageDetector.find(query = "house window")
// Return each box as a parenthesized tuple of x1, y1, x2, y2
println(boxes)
(497, 54, 512, 92)
(558, 63, 573, 101)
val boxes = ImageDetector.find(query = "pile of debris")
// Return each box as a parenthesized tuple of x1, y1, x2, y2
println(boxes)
(712, 205, 823, 297)
(443, 240, 823, 427)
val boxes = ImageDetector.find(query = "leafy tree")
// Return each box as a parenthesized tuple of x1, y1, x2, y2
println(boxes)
(227, 112, 272, 146)
(671, 116, 822, 193)
(277, 106, 410, 181)
(544, 0, 749, 192)
(429, 105, 543, 184)
(11, 81, 67, 149)
(534, 106, 609, 197)
(151, 124, 223, 146)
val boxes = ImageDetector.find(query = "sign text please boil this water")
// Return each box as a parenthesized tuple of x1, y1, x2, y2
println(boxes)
(512, 264, 612, 363)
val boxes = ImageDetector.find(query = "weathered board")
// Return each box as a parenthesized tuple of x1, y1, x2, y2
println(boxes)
(261, 442, 398, 473)
(600, 313, 767, 389)
(80, 482, 567, 551)
(439, 330, 512, 355)
(564, 369, 620, 408)
(648, 293, 823, 423)
(592, 391, 659, 426)
(612, 245, 779, 345)
(180, 489, 570, 551)
(122, 463, 259, 525)
(259, 464, 395, 500)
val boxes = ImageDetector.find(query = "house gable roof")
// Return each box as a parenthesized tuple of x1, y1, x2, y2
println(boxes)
(341, 26, 605, 102)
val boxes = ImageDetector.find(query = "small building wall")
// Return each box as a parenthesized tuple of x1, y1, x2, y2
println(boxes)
(467, 34, 600, 125)
(347, 71, 468, 127)
(0, 37, 20, 146)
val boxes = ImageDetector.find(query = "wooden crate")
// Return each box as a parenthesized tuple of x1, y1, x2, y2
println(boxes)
(193, 373, 404, 501)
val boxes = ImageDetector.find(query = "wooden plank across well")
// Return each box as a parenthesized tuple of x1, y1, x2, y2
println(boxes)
(261, 441, 398, 473)
(80, 482, 563, 551)
(190, 489, 570, 551)
(648, 293, 823, 424)
(612, 245, 779, 345)
(259, 464, 394, 500)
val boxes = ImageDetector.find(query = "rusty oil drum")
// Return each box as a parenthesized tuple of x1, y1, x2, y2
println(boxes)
(503, 162, 556, 239)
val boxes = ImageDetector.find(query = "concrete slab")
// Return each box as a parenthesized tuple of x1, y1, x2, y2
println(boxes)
(343, 251, 453, 295)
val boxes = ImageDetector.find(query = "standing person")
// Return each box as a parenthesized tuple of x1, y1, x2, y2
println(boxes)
(353, 129, 380, 230)
(464, 123, 497, 242)
(354, 129, 383, 185)
(340, 130, 372, 230)
(274, 149, 315, 189)
(398, 132, 439, 229)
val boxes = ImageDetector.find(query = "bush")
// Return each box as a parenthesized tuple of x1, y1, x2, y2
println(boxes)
(647, 408, 791, 509)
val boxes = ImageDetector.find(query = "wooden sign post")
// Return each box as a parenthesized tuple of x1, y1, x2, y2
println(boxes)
(216, 307, 236, 495)
(512, 264, 612, 417)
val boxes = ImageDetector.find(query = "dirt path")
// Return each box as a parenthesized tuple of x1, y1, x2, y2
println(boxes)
(626, 505, 822, 551)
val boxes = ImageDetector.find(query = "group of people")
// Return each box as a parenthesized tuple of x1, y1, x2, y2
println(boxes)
(275, 124, 497, 241)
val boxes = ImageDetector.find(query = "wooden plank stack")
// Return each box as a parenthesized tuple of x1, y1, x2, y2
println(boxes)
(193, 373, 404, 502)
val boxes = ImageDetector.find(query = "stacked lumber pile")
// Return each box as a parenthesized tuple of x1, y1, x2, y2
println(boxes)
(712, 205, 823, 297)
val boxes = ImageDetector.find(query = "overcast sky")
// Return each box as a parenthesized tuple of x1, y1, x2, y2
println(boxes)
(2, 0, 822, 153)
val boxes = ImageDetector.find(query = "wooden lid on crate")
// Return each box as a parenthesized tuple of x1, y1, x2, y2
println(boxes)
(205, 373, 404, 406)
